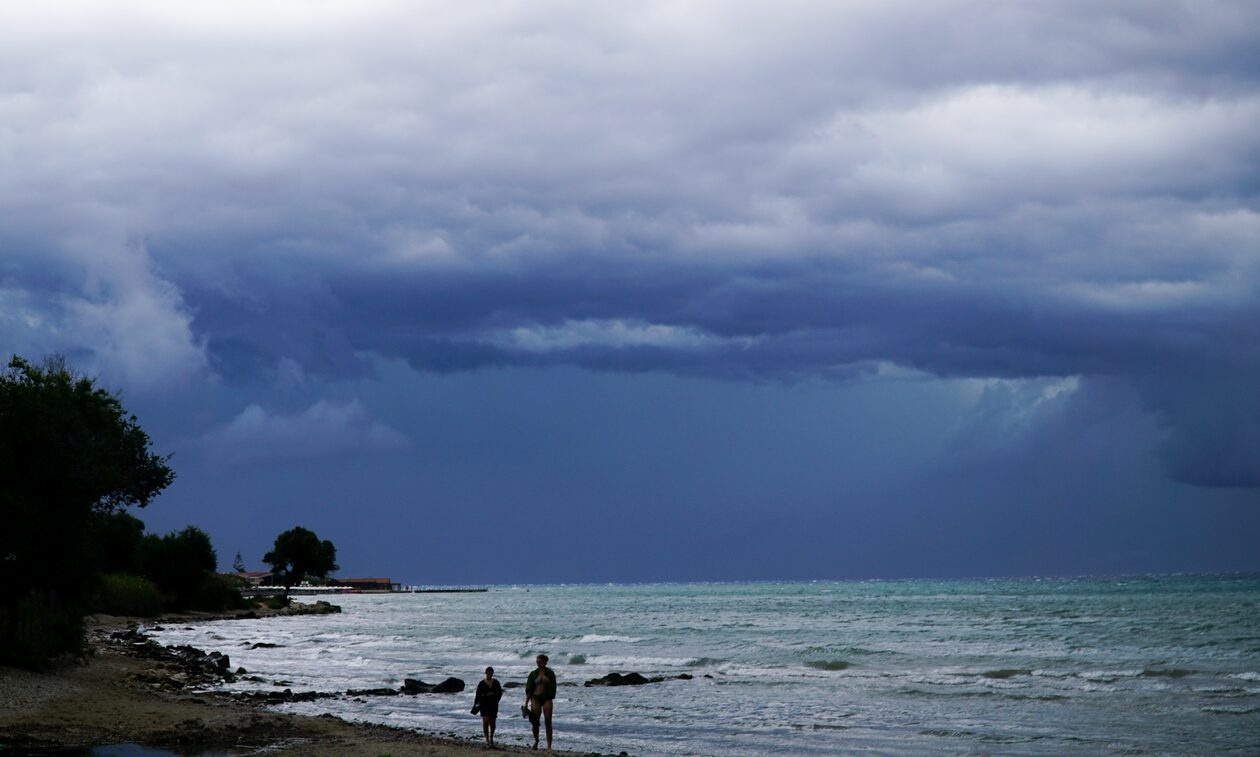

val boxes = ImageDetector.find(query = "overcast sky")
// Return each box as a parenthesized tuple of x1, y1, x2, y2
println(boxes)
(3, 1, 1257, 583)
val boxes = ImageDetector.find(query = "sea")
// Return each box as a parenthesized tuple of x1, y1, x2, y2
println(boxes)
(148, 575, 1260, 755)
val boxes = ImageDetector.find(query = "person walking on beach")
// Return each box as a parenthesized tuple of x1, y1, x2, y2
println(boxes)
(473, 666, 503, 748)
(525, 654, 556, 751)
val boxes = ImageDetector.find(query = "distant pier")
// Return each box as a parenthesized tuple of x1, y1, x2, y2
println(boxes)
(241, 584, 489, 597)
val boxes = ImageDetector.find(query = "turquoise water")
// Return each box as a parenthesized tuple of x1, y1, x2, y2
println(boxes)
(151, 575, 1260, 755)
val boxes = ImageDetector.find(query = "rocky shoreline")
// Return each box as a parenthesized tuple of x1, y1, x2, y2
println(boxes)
(0, 607, 617, 756)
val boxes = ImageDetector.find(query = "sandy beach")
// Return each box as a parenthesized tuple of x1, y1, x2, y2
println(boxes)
(0, 612, 600, 757)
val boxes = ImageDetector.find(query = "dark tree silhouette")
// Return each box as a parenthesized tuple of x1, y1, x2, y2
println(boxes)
(263, 526, 339, 595)
(88, 511, 147, 576)
(0, 355, 174, 666)
(136, 526, 218, 607)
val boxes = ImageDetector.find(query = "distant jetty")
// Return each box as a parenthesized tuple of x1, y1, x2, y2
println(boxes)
(236, 573, 488, 596)
(240, 582, 488, 598)
(405, 587, 488, 593)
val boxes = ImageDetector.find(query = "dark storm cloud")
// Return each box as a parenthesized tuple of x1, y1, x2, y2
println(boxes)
(2, 1, 1258, 486)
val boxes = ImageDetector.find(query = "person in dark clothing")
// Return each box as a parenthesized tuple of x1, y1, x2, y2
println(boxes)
(473, 666, 503, 748)
(525, 654, 556, 751)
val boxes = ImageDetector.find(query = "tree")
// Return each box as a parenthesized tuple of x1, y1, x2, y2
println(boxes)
(233, 551, 247, 573)
(0, 355, 174, 666)
(263, 527, 338, 595)
(88, 511, 147, 575)
(136, 526, 217, 607)
(94, 524, 243, 614)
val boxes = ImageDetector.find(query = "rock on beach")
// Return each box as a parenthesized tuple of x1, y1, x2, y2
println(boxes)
(584, 671, 694, 687)
(402, 677, 465, 694)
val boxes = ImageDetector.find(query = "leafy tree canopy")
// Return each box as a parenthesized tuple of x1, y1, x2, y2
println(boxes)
(0, 355, 175, 666)
(0, 356, 173, 519)
(263, 526, 338, 591)
(88, 511, 147, 576)
(1, 356, 174, 593)
(137, 526, 217, 601)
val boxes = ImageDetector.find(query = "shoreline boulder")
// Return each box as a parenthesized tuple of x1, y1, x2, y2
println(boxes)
(402, 676, 465, 694)
(584, 671, 694, 687)
(346, 687, 399, 697)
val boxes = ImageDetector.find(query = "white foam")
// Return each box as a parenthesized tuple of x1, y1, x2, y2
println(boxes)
(580, 654, 697, 668)
(1202, 705, 1260, 715)
(1192, 685, 1247, 694)
(906, 674, 973, 686)
(1078, 669, 1142, 681)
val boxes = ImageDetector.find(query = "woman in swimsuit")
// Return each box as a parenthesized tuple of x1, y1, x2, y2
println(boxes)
(525, 654, 556, 751)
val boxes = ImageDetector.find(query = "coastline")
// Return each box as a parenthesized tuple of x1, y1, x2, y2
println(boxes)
(0, 609, 601, 756)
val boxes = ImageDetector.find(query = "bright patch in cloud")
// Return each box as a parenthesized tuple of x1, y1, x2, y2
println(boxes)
(487, 319, 745, 353)
(1061, 280, 1217, 311)
(203, 399, 409, 462)
(963, 375, 1083, 436)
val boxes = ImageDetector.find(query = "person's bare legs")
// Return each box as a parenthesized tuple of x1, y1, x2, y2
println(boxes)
(481, 714, 495, 747)
(530, 697, 541, 749)
(542, 699, 553, 752)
